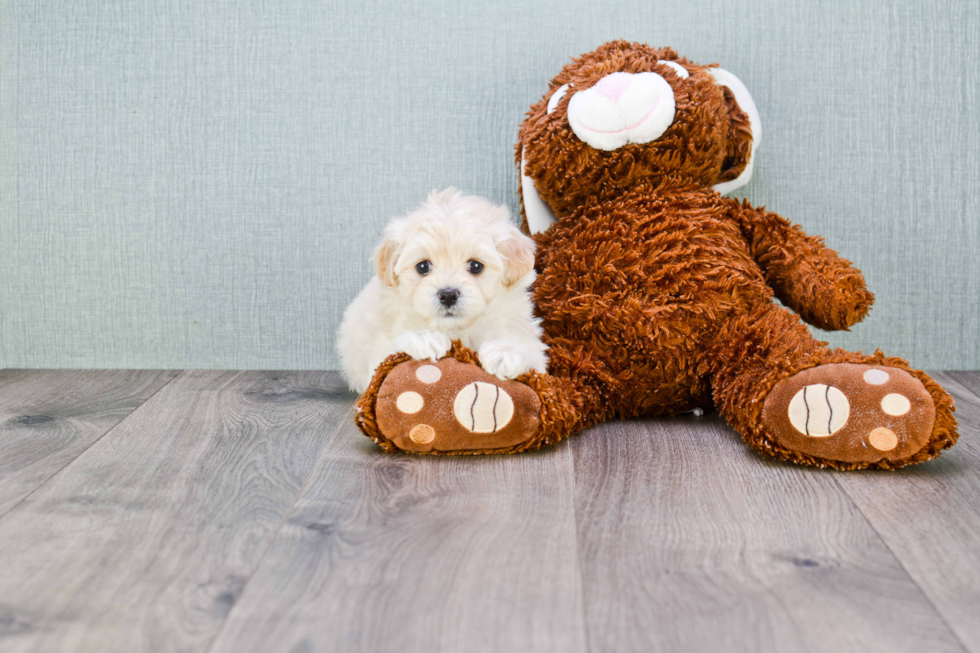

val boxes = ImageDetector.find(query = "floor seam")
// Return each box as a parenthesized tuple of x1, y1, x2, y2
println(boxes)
(840, 371, 978, 653)
(0, 369, 186, 523)
(831, 473, 973, 653)
(201, 394, 357, 653)
(568, 439, 593, 653)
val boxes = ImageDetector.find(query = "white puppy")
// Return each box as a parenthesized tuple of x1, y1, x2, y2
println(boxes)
(337, 188, 549, 393)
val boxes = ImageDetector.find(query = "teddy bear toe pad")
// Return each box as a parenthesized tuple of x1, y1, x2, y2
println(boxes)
(375, 358, 540, 454)
(762, 363, 935, 464)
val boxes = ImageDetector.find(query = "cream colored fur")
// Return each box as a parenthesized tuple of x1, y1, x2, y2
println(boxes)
(337, 188, 548, 392)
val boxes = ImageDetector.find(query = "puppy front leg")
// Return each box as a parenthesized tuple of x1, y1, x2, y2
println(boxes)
(393, 330, 453, 362)
(478, 340, 548, 380)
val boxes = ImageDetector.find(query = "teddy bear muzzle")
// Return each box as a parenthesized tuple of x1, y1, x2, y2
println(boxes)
(567, 72, 676, 151)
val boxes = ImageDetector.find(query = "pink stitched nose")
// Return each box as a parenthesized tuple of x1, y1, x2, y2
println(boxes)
(594, 73, 632, 103)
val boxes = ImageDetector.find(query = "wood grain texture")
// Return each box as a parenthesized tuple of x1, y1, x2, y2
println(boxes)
(831, 372, 980, 652)
(1, 370, 977, 652)
(0, 371, 354, 653)
(0, 369, 179, 517)
(571, 413, 967, 653)
(208, 422, 586, 653)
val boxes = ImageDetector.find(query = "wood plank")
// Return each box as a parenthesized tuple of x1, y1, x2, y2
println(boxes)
(572, 413, 967, 653)
(0, 371, 354, 653)
(831, 371, 980, 652)
(0, 370, 179, 517)
(207, 422, 587, 653)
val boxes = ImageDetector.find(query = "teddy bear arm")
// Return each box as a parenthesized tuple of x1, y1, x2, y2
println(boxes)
(731, 199, 875, 331)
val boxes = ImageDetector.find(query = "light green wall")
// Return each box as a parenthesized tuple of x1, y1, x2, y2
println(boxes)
(1, 0, 977, 369)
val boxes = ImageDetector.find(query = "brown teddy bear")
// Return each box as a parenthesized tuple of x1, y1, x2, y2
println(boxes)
(355, 41, 958, 470)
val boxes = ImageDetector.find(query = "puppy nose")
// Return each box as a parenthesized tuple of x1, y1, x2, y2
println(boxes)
(594, 72, 632, 103)
(438, 288, 459, 307)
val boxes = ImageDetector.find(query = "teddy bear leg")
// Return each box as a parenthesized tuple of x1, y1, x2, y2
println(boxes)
(354, 342, 592, 455)
(710, 303, 958, 470)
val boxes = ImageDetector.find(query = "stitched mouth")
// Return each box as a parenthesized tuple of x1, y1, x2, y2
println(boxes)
(576, 96, 660, 135)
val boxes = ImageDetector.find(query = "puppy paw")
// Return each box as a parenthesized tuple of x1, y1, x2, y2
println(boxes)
(478, 341, 538, 380)
(394, 330, 452, 362)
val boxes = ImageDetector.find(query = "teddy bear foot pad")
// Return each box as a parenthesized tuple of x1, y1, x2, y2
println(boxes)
(762, 363, 936, 465)
(374, 357, 541, 454)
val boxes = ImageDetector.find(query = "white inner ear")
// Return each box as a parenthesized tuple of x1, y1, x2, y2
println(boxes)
(657, 60, 689, 79)
(547, 83, 571, 115)
(709, 67, 762, 195)
(520, 149, 556, 234)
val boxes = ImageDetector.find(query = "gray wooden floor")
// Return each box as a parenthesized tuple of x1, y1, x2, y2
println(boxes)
(0, 370, 977, 653)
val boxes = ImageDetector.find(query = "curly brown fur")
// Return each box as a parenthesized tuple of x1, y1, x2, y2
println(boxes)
(530, 182, 775, 419)
(358, 40, 958, 468)
(513, 40, 957, 468)
(517, 41, 753, 228)
(733, 199, 875, 330)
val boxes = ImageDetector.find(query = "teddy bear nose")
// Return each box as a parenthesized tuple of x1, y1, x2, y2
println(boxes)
(594, 72, 632, 103)
(438, 288, 459, 307)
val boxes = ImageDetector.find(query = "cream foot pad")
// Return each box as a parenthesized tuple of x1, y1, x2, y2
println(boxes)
(786, 384, 850, 437)
(763, 363, 936, 464)
(453, 382, 515, 433)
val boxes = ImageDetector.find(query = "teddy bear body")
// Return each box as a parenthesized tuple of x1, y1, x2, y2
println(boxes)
(532, 182, 769, 421)
(357, 41, 958, 469)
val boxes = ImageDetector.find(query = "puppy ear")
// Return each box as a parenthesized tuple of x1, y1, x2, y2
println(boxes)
(498, 227, 536, 287)
(373, 230, 401, 287)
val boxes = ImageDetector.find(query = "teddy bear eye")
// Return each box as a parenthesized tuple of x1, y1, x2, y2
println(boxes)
(467, 260, 484, 275)
(657, 60, 689, 79)
(415, 260, 431, 275)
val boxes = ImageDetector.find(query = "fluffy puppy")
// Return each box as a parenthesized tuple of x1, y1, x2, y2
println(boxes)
(337, 188, 548, 393)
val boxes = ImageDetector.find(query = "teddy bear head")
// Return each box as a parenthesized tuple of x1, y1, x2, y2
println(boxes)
(517, 41, 761, 233)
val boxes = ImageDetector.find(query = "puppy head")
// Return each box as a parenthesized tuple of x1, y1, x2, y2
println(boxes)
(373, 188, 535, 331)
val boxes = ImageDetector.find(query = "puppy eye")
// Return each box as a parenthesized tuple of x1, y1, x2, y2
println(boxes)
(467, 260, 484, 275)
(415, 260, 431, 275)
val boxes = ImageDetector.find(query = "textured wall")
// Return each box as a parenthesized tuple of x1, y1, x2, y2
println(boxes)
(1, 0, 978, 370)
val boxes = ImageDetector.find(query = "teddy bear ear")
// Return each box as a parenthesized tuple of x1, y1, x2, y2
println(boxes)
(520, 149, 556, 234)
(709, 68, 761, 195)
